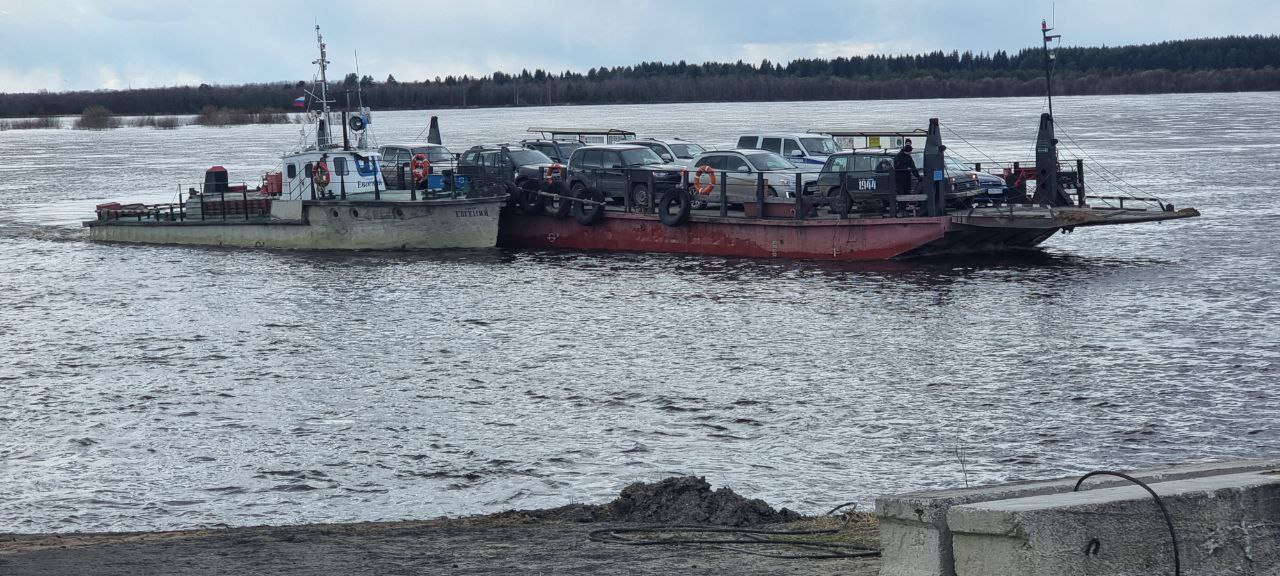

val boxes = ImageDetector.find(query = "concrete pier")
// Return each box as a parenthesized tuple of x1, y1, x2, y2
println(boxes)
(875, 460, 1280, 576)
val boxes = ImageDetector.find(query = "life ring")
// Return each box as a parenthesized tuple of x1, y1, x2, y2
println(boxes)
(313, 161, 331, 188)
(544, 163, 563, 185)
(410, 153, 430, 183)
(692, 165, 717, 195)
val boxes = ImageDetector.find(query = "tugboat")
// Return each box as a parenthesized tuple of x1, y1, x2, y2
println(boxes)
(496, 22, 1199, 261)
(84, 26, 505, 250)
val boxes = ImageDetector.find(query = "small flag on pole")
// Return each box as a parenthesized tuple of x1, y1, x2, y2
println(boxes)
(292, 96, 306, 108)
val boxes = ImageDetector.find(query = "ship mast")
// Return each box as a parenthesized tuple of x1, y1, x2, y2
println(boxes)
(1041, 19, 1060, 121)
(1033, 19, 1070, 207)
(313, 25, 332, 148)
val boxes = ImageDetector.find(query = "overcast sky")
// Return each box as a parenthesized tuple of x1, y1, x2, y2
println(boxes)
(0, 0, 1275, 93)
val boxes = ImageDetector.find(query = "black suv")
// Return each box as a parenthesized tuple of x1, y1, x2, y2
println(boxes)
(807, 151, 998, 213)
(565, 145, 685, 207)
(456, 144, 560, 196)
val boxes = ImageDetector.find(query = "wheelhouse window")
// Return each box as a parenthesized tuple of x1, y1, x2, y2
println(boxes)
(333, 156, 348, 176)
(304, 162, 313, 178)
(286, 163, 297, 179)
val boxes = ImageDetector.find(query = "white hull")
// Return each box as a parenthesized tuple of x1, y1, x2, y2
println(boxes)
(86, 199, 504, 250)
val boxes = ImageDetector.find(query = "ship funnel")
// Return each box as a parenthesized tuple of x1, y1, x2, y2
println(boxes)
(427, 116, 442, 145)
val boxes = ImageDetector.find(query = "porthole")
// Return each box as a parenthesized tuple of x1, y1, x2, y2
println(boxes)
(393, 207, 405, 218)
(330, 209, 340, 218)
(350, 208, 360, 218)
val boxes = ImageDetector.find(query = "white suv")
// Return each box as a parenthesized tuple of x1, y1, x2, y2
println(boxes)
(616, 138, 706, 169)
(733, 133, 840, 170)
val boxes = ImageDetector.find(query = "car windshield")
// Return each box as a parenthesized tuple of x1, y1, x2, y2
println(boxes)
(910, 152, 972, 174)
(946, 157, 971, 172)
(668, 143, 705, 159)
(799, 137, 840, 155)
(413, 147, 453, 163)
(745, 152, 797, 171)
(620, 148, 665, 166)
(508, 149, 552, 165)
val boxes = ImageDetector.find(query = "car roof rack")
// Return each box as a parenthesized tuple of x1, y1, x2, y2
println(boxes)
(806, 128, 927, 138)
(527, 127, 637, 143)
(807, 128, 928, 151)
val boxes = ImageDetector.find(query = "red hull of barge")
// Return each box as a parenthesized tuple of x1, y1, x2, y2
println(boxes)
(498, 210, 956, 261)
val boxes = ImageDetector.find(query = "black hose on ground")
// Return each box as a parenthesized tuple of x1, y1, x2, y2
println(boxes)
(1073, 470, 1181, 576)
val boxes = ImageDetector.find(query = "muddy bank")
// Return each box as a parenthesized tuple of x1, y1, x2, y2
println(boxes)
(0, 477, 880, 576)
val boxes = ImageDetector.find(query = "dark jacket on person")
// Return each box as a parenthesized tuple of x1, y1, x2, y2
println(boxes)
(893, 147, 920, 193)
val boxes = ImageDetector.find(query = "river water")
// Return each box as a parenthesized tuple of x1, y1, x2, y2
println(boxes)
(1, 93, 1277, 533)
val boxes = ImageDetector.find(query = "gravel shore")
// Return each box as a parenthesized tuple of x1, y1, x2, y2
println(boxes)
(0, 515, 880, 576)
(0, 477, 881, 575)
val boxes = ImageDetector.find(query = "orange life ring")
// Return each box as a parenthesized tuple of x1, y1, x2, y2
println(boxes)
(410, 153, 430, 183)
(313, 161, 331, 188)
(692, 165, 717, 195)
(544, 163, 563, 185)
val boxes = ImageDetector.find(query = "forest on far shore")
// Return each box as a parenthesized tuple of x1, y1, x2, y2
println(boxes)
(1, 35, 1277, 118)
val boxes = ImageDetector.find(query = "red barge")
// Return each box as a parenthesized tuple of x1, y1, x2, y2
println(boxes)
(497, 23, 1198, 261)
(496, 116, 1199, 261)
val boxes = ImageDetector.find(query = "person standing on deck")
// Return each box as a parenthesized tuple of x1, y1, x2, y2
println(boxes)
(894, 140, 921, 195)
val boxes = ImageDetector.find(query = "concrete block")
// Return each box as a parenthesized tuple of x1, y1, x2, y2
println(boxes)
(875, 460, 1280, 576)
(947, 471, 1280, 576)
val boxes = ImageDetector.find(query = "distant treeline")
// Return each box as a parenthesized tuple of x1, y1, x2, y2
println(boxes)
(2, 35, 1278, 117)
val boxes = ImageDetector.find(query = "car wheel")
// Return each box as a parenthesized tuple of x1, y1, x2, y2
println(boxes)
(630, 183, 651, 209)
(827, 186, 851, 216)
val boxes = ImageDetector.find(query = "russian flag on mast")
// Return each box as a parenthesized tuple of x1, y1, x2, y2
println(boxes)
(292, 96, 306, 108)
